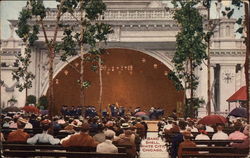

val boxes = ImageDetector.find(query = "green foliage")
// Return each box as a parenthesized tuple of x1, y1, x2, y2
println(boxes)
(77, 80, 91, 88)
(38, 95, 48, 109)
(8, 96, 18, 103)
(169, 0, 207, 89)
(84, 0, 106, 20)
(167, 71, 184, 90)
(12, 48, 35, 92)
(169, 0, 207, 117)
(56, 0, 113, 63)
(29, 0, 46, 18)
(26, 95, 37, 105)
(54, 0, 113, 91)
(185, 98, 205, 118)
(13, 0, 45, 92)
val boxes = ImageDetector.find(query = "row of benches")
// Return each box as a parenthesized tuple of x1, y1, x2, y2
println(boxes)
(1, 143, 131, 158)
(181, 147, 249, 158)
(162, 134, 249, 158)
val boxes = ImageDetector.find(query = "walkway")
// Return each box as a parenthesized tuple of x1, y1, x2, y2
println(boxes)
(139, 121, 169, 158)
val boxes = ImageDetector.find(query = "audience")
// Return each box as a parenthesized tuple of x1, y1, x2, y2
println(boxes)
(61, 123, 98, 147)
(195, 126, 210, 140)
(178, 131, 197, 158)
(228, 123, 247, 140)
(169, 125, 183, 158)
(27, 119, 60, 145)
(96, 130, 118, 153)
(115, 129, 136, 158)
(231, 125, 249, 149)
(212, 125, 228, 140)
(7, 118, 30, 142)
(1, 109, 250, 158)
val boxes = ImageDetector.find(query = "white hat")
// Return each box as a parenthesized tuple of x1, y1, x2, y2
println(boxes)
(104, 130, 115, 138)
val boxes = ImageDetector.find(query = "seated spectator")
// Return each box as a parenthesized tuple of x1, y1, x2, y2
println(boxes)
(61, 122, 98, 147)
(228, 123, 247, 140)
(3, 116, 11, 128)
(231, 125, 249, 149)
(27, 119, 60, 145)
(96, 130, 118, 153)
(135, 118, 145, 139)
(116, 123, 135, 143)
(178, 131, 197, 158)
(7, 118, 30, 142)
(170, 125, 183, 158)
(23, 116, 33, 129)
(163, 119, 173, 132)
(178, 120, 187, 133)
(60, 122, 82, 144)
(186, 121, 198, 132)
(212, 125, 228, 140)
(195, 126, 210, 140)
(93, 124, 106, 143)
(9, 117, 18, 128)
(205, 125, 214, 132)
(29, 114, 40, 129)
(116, 129, 136, 158)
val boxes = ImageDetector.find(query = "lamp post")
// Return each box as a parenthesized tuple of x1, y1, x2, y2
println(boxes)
(203, 0, 212, 115)
(244, 1, 250, 124)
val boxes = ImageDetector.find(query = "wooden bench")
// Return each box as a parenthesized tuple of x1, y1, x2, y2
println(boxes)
(182, 146, 249, 153)
(2, 143, 127, 153)
(193, 140, 243, 146)
(182, 153, 248, 158)
(3, 150, 128, 158)
(181, 146, 249, 158)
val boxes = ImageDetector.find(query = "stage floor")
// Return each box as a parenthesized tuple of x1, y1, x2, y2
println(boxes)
(145, 120, 159, 132)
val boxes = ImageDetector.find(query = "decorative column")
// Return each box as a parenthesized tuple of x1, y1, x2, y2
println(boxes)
(219, 64, 236, 113)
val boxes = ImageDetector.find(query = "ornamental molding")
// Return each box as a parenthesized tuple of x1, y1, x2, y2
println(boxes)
(1, 48, 21, 56)
(210, 50, 245, 57)
(45, 8, 174, 21)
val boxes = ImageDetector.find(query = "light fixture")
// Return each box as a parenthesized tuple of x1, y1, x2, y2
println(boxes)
(55, 79, 59, 84)
(74, 62, 79, 67)
(142, 58, 146, 63)
(64, 70, 69, 76)
(153, 64, 158, 69)
(164, 71, 168, 76)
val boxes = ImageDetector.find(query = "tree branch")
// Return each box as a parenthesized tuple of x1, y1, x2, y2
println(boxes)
(65, 59, 81, 74)
(70, 12, 80, 23)
(39, 18, 51, 51)
(53, 0, 65, 43)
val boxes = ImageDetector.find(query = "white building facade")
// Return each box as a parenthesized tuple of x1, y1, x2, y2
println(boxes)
(0, 0, 246, 116)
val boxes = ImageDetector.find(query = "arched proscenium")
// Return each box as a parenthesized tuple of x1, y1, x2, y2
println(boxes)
(40, 48, 174, 96)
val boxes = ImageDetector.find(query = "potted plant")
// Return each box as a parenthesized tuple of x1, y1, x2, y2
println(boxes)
(26, 95, 37, 106)
(7, 96, 17, 106)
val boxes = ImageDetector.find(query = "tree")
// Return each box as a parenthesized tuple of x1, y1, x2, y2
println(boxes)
(54, 0, 112, 112)
(168, 0, 208, 118)
(12, 9, 38, 101)
(14, 0, 112, 118)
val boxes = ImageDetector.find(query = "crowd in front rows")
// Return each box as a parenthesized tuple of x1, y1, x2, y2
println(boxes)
(157, 117, 249, 158)
(1, 112, 148, 158)
(1, 111, 249, 158)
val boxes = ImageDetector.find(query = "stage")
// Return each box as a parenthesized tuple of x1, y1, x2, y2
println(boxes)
(145, 120, 159, 132)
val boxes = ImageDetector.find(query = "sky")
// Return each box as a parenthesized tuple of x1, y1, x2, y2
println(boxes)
(0, 0, 245, 40)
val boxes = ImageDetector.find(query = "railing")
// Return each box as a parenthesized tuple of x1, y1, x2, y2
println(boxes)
(45, 9, 173, 21)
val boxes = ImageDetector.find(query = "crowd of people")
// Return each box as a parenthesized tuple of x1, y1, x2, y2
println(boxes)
(157, 117, 249, 158)
(60, 105, 165, 119)
(1, 108, 249, 158)
(1, 111, 148, 158)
